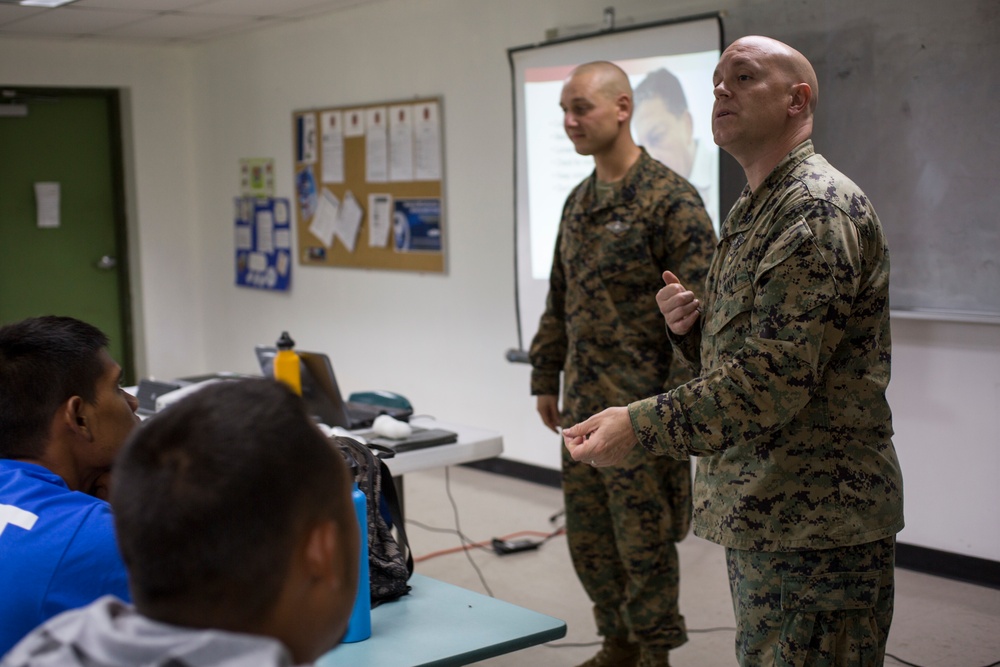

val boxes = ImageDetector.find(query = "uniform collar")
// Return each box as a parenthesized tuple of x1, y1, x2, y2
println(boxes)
(722, 140, 815, 238)
(577, 147, 652, 214)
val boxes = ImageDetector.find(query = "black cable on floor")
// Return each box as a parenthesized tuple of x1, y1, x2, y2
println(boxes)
(406, 517, 493, 549)
(444, 466, 494, 597)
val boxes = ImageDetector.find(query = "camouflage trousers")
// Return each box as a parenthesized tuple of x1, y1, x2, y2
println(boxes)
(561, 442, 691, 651)
(726, 536, 895, 667)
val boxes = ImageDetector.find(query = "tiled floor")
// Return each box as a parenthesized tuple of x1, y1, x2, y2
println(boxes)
(400, 465, 1000, 666)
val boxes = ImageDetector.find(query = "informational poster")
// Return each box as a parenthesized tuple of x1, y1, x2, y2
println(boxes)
(413, 101, 442, 181)
(239, 158, 275, 197)
(365, 106, 388, 183)
(368, 193, 392, 247)
(235, 196, 292, 291)
(393, 198, 442, 252)
(34, 182, 60, 229)
(319, 112, 344, 184)
(388, 104, 414, 182)
(295, 114, 317, 164)
(291, 96, 446, 273)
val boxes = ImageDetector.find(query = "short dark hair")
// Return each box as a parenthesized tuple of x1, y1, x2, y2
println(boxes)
(111, 378, 351, 625)
(634, 67, 689, 116)
(0, 316, 109, 459)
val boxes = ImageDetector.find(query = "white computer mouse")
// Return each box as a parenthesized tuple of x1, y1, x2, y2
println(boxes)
(371, 414, 413, 440)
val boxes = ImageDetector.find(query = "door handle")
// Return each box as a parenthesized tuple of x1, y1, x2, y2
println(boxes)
(96, 255, 117, 270)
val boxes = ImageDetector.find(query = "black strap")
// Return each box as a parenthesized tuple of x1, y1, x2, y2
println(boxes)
(375, 455, 413, 578)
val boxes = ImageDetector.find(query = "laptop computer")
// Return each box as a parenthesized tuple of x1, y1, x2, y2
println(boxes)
(356, 426, 459, 454)
(134, 379, 184, 419)
(254, 345, 412, 429)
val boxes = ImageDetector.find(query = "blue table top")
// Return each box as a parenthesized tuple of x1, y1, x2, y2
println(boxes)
(316, 573, 566, 666)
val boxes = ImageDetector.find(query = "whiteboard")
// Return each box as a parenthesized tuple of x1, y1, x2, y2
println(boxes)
(720, 0, 1000, 322)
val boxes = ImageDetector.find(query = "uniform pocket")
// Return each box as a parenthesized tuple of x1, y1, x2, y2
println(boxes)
(756, 218, 839, 322)
(758, 217, 813, 277)
(703, 280, 754, 336)
(781, 571, 880, 612)
(598, 234, 656, 311)
(775, 571, 882, 667)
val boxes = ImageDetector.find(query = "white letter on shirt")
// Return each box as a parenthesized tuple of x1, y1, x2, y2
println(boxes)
(0, 504, 39, 538)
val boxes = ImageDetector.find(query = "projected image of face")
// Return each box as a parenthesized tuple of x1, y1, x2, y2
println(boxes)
(559, 68, 624, 158)
(633, 68, 697, 178)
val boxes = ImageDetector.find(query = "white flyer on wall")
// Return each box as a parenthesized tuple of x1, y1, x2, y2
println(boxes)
(34, 182, 60, 229)
(309, 188, 340, 248)
(414, 101, 442, 181)
(388, 104, 414, 182)
(336, 190, 364, 252)
(320, 110, 344, 183)
(368, 193, 392, 247)
(365, 106, 388, 183)
(344, 108, 365, 137)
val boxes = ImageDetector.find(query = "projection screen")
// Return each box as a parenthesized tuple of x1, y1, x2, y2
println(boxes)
(508, 15, 722, 357)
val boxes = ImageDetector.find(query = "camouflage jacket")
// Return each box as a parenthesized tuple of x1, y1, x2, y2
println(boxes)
(629, 141, 904, 551)
(530, 148, 716, 422)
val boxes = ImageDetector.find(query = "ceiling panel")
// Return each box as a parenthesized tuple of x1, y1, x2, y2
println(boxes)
(191, 0, 340, 16)
(102, 12, 263, 40)
(0, 0, 379, 43)
(75, 0, 205, 10)
(1, 7, 152, 35)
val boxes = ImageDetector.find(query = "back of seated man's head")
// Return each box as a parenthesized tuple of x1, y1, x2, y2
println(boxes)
(111, 378, 359, 664)
(0, 316, 109, 459)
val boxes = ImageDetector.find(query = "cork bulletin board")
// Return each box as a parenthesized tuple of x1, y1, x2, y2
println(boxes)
(291, 97, 446, 273)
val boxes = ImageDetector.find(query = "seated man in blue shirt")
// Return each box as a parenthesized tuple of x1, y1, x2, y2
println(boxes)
(3, 379, 360, 667)
(0, 315, 139, 654)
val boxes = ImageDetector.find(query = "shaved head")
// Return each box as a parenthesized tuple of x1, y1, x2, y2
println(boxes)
(567, 61, 634, 103)
(727, 36, 819, 112)
(559, 60, 640, 170)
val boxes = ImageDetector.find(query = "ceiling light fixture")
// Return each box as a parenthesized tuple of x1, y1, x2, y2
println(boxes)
(18, 0, 80, 7)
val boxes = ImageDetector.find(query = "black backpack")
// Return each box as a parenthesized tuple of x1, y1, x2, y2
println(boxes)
(334, 436, 412, 605)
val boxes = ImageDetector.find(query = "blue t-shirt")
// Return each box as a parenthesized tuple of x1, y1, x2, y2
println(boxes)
(0, 460, 131, 656)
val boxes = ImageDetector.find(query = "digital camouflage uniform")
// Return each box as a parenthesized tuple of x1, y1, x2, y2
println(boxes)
(629, 141, 904, 666)
(530, 148, 716, 660)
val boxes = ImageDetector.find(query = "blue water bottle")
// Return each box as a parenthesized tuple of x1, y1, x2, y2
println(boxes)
(343, 480, 371, 642)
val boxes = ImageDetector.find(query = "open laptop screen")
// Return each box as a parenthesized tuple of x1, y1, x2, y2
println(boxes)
(255, 346, 411, 429)
(255, 346, 353, 427)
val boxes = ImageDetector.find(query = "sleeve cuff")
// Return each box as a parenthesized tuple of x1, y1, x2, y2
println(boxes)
(530, 371, 560, 396)
(628, 396, 689, 461)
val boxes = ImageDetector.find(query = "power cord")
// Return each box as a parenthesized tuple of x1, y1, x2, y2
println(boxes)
(406, 467, 569, 596)
(443, 466, 493, 597)
(407, 522, 564, 562)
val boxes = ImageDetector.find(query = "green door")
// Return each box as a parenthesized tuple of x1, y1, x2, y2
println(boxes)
(0, 88, 134, 382)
